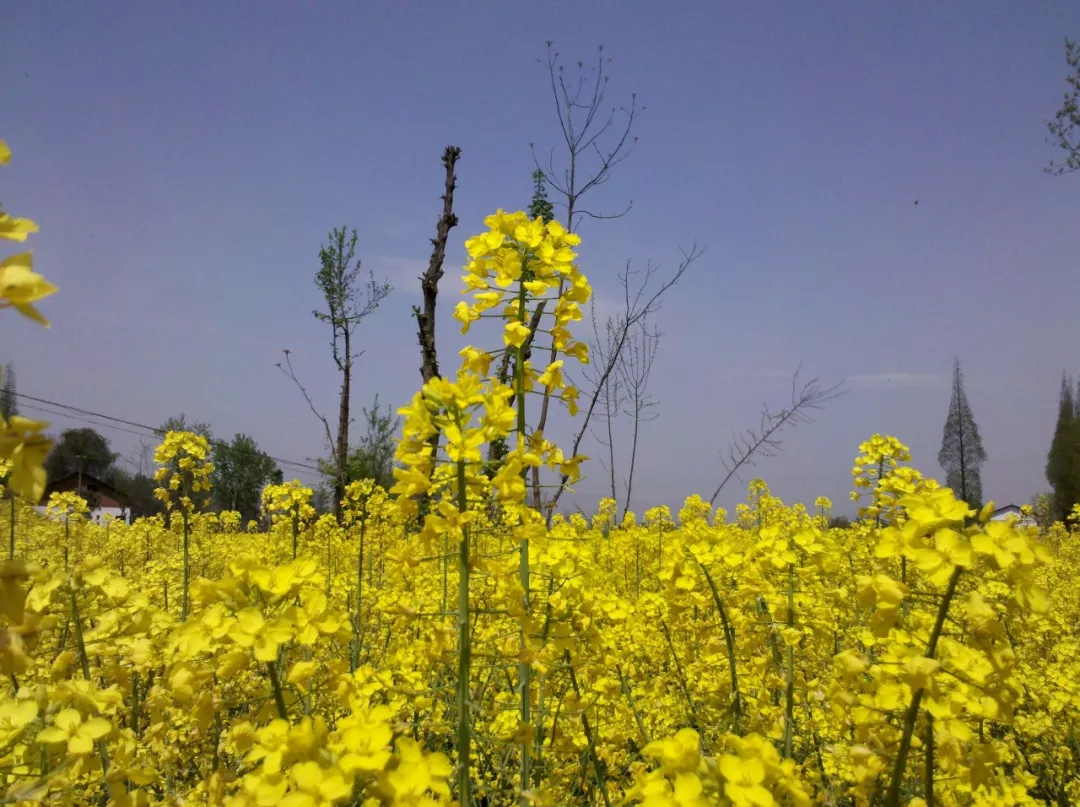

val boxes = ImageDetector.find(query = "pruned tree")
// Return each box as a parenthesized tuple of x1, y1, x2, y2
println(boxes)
(617, 318, 660, 521)
(410, 146, 462, 504)
(284, 228, 390, 521)
(708, 369, 845, 507)
(1046, 38, 1080, 176)
(414, 145, 463, 386)
(937, 357, 987, 510)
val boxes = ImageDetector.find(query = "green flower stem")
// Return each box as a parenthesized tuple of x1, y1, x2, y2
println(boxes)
(784, 543, 796, 760)
(351, 499, 368, 673)
(266, 661, 288, 721)
(514, 277, 532, 802)
(694, 559, 742, 735)
(884, 565, 962, 807)
(455, 455, 472, 807)
(71, 588, 110, 774)
(180, 509, 191, 622)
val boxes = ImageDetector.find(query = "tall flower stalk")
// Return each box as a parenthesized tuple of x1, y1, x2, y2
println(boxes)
(390, 209, 591, 803)
(153, 431, 213, 621)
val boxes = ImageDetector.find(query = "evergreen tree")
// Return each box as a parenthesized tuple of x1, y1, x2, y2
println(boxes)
(527, 169, 555, 223)
(0, 363, 17, 420)
(937, 357, 987, 509)
(1046, 372, 1080, 521)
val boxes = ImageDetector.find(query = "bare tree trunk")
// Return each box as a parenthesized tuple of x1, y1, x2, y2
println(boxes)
(413, 147, 462, 503)
(414, 146, 462, 386)
(334, 335, 351, 522)
(619, 322, 659, 522)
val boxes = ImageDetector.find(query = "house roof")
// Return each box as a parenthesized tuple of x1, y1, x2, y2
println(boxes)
(43, 472, 129, 505)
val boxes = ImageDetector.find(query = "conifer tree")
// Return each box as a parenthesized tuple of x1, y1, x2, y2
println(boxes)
(1046, 372, 1080, 521)
(938, 357, 987, 509)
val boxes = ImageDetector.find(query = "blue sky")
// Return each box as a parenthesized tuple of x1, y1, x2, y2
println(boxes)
(3, 1, 1078, 517)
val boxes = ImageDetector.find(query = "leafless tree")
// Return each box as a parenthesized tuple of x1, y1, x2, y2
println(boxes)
(617, 319, 660, 522)
(582, 302, 625, 506)
(530, 42, 640, 232)
(545, 246, 702, 519)
(708, 369, 846, 507)
(277, 349, 338, 497)
(516, 43, 643, 509)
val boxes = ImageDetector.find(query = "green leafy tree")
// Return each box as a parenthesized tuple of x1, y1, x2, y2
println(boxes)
(211, 433, 280, 522)
(1046, 38, 1080, 176)
(317, 394, 400, 493)
(310, 228, 391, 521)
(347, 394, 399, 490)
(45, 427, 118, 481)
(159, 413, 213, 441)
(0, 363, 17, 420)
(937, 357, 987, 509)
(44, 428, 119, 509)
(1046, 372, 1080, 520)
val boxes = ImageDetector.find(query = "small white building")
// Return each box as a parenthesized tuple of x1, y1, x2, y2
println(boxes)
(989, 504, 1037, 529)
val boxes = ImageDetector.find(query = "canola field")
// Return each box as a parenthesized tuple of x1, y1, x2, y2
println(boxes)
(2, 139, 1080, 806)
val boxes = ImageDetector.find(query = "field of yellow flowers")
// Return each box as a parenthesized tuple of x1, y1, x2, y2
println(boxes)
(3, 138, 1080, 806)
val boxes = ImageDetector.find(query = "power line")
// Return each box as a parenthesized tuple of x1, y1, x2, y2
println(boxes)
(12, 391, 324, 476)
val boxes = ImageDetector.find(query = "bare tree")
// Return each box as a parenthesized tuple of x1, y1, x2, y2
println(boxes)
(517, 43, 643, 509)
(617, 319, 660, 521)
(582, 302, 625, 505)
(546, 247, 702, 519)
(530, 42, 640, 232)
(708, 369, 846, 507)
(277, 348, 337, 492)
(285, 229, 391, 521)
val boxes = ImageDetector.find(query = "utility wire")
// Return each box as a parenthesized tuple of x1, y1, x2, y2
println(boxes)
(12, 391, 324, 476)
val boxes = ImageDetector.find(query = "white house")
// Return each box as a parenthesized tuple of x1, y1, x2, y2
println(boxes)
(989, 504, 1037, 529)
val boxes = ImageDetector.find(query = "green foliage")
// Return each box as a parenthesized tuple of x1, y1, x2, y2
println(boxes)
(1046, 372, 1080, 521)
(317, 394, 400, 493)
(44, 427, 118, 482)
(528, 168, 555, 224)
(107, 468, 165, 521)
(0, 363, 16, 420)
(937, 357, 986, 510)
(211, 433, 279, 522)
(159, 413, 213, 441)
(1046, 38, 1080, 176)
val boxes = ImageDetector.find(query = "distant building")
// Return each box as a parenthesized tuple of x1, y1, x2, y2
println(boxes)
(989, 504, 1037, 529)
(33, 472, 131, 525)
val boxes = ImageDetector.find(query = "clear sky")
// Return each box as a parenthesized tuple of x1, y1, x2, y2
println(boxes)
(3, 1, 1078, 517)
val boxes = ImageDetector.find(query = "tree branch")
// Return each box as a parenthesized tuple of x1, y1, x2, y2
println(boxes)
(708, 368, 846, 506)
